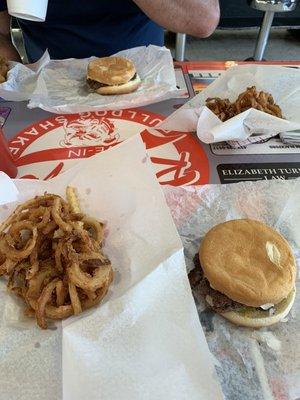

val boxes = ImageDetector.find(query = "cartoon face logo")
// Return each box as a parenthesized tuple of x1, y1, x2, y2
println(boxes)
(61, 117, 120, 147)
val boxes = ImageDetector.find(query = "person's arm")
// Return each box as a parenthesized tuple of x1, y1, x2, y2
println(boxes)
(0, 11, 21, 61)
(133, 0, 220, 38)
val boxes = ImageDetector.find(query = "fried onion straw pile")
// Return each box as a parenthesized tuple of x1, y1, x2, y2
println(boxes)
(0, 187, 113, 329)
(206, 86, 283, 122)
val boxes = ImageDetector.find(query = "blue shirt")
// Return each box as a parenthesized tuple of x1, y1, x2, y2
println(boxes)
(0, 0, 164, 62)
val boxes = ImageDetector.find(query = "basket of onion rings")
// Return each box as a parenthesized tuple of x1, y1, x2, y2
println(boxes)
(158, 64, 300, 146)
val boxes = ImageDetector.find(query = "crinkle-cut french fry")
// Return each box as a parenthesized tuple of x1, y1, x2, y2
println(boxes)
(66, 186, 81, 214)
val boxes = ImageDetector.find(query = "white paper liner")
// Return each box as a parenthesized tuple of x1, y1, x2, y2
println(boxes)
(280, 130, 300, 145)
(0, 172, 19, 204)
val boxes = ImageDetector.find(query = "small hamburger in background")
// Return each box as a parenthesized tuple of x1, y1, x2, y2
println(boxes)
(87, 56, 141, 95)
(189, 219, 297, 328)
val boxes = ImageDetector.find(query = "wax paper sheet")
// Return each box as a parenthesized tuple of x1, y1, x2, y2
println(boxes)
(0, 51, 50, 101)
(0, 136, 222, 400)
(26, 45, 180, 113)
(158, 65, 300, 147)
(280, 129, 300, 144)
(163, 178, 300, 400)
(0, 172, 19, 204)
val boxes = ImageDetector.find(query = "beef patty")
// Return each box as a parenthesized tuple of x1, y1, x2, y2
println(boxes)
(189, 254, 244, 313)
(87, 73, 137, 90)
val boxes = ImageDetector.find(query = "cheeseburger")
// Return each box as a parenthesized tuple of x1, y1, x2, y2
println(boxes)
(87, 56, 141, 95)
(189, 219, 296, 328)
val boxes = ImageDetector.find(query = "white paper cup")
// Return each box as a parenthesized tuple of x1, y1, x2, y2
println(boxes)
(7, 0, 48, 22)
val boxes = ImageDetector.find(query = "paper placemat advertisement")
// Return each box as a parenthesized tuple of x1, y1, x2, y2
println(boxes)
(159, 65, 300, 147)
(0, 136, 222, 400)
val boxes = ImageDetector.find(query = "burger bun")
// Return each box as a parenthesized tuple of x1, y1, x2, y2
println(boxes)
(199, 219, 296, 307)
(87, 56, 136, 85)
(220, 288, 296, 328)
(95, 74, 141, 95)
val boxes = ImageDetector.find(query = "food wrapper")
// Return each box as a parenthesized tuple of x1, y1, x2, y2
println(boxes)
(0, 171, 19, 204)
(280, 129, 300, 145)
(0, 51, 50, 101)
(25, 45, 179, 113)
(158, 65, 300, 147)
(0, 135, 222, 400)
(163, 178, 300, 399)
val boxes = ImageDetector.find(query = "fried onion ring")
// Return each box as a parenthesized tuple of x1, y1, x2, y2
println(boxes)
(28, 298, 73, 320)
(78, 251, 109, 264)
(26, 266, 58, 299)
(28, 233, 48, 278)
(55, 280, 67, 306)
(0, 194, 60, 233)
(83, 217, 104, 244)
(51, 198, 72, 232)
(68, 282, 82, 315)
(1, 221, 38, 260)
(0, 255, 16, 276)
(68, 262, 112, 291)
(7, 262, 28, 297)
(82, 269, 113, 310)
(44, 304, 73, 320)
(42, 220, 58, 235)
(36, 278, 60, 329)
(31, 207, 51, 229)
(54, 241, 64, 273)
(206, 86, 283, 122)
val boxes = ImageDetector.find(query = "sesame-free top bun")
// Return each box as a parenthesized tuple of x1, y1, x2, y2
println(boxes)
(87, 56, 136, 86)
(199, 219, 296, 307)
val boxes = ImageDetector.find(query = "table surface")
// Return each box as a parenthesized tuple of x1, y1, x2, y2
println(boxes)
(2, 60, 300, 186)
(1, 60, 300, 400)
